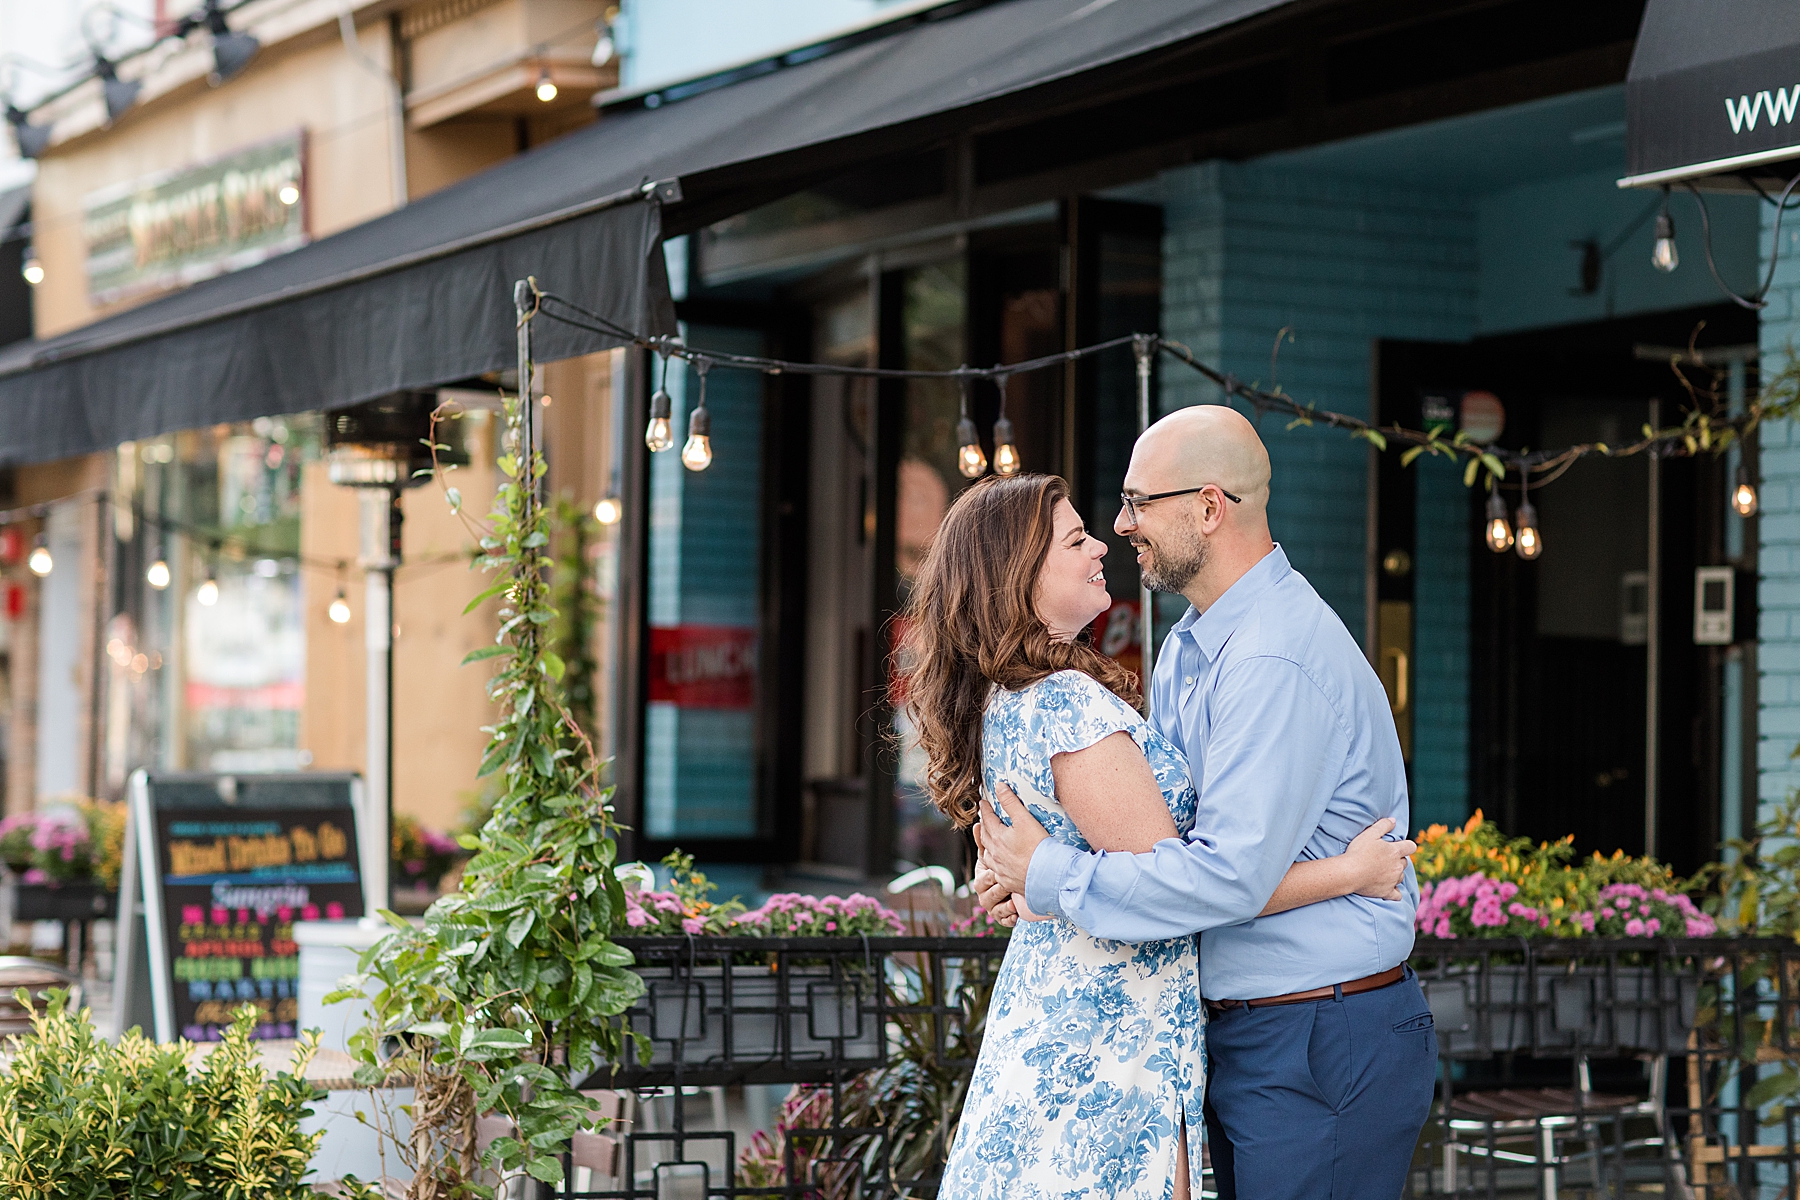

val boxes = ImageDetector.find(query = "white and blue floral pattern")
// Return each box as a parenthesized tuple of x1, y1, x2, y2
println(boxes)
(940, 670, 1205, 1200)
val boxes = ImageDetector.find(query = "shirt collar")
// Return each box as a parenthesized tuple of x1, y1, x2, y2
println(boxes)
(1177, 544, 1291, 661)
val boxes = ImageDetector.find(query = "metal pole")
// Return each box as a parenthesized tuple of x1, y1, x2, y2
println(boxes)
(358, 489, 394, 913)
(1645, 398, 1660, 859)
(1134, 335, 1155, 681)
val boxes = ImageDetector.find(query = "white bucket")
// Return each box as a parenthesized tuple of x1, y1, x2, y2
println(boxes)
(294, 919, 391, 1056)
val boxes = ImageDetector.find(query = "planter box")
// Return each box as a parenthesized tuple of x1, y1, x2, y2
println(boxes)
(1413, 940, 1701, 1058)
(11, 881, 115, 922)
(617, 961, 883, 1080)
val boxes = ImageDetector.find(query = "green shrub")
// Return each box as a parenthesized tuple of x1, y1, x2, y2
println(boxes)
(0, 991, 322, 1199)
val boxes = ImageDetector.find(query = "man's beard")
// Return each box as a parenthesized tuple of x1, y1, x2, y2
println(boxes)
(1137, 524, 1208, 593)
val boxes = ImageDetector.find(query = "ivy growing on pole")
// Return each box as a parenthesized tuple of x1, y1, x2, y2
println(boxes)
(328, 281, 643, 1198)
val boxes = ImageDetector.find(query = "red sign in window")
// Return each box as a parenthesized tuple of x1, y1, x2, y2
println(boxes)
(649, 625, 757, 709)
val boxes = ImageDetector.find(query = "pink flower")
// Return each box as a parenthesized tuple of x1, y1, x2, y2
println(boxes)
(1625, 918, 1646, 936)
(681, 916, 705, 934)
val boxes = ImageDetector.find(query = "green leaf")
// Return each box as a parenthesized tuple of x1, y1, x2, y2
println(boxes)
(1399, 445, 1427, 467)
(1479, 452, 1505, 480)
(1462, 457, 1480, 487)
(506, 910, 536, 946)
(462, 645, 513, 666)
(542, 652, 566, 681)
(526, 1156, 565, 1184)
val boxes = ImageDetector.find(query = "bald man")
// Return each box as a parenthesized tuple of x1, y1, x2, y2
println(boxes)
(977, 405, 1436, 1200)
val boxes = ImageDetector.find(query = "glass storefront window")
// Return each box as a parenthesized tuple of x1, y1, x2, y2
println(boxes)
(893, 258, 969, 871)
(644, 326, 766, 841)
(107, 416, 321, 787)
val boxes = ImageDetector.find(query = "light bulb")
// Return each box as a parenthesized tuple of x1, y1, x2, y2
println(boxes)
(197, 576, 219, 606)
(1483, 490, 1513, 553)
(1651, 210, 1679, 274)
(328, 592, 351, 624)
(595, 496, 622, 524)
(27, 540, 51, 577)
(1513, 499, 1542, 560)
(992, 416, 1020, 476)
(681, 435, 712, 471)
(535, 70, 558, 102)
(1734, 465, 1759, 517)
(956, 416, 987, 479)
(146, 559, 170, 589)
(278, 182, 299, 206)
(21, 256, 42, 286)
(645, 388, 674, 451)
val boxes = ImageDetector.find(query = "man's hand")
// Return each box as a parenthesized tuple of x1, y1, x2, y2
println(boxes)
(971, 857, 1020, 926)
(1344, 816, 1417, 901)
(978, 782, 1051, 896)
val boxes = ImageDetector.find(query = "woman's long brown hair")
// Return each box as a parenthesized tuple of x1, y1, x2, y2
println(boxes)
(895, 473, 1141, 830)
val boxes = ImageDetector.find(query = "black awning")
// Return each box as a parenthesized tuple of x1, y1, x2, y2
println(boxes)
(1623, 0, 1800, 188)
(0, 0, 1288, 466)
(0, 186, 674, 466)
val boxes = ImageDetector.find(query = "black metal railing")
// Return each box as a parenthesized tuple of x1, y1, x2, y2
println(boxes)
(554, 935, 1007, 1200)
(1409, 937, 1800, 1198)
(532, 936, 1800, 1200)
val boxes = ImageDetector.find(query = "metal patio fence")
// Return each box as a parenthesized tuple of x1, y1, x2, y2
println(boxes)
(530, 935, 1800, 1200)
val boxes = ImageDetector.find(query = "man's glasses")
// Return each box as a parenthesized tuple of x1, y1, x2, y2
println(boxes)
(1119, 485, 1242, 526)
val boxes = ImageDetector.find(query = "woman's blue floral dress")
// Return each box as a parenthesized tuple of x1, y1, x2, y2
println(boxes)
(940, 669, 1204, 1200)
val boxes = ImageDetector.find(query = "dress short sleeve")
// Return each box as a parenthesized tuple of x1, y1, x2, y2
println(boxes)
(1022, 670, 1142, 758)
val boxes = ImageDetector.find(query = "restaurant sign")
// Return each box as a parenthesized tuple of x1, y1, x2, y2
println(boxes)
(649, 624, 757, 709)
(83, 132, 306, 305)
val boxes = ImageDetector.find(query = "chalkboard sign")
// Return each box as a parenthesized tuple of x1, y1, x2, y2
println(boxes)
(120, 771, 367, 1043)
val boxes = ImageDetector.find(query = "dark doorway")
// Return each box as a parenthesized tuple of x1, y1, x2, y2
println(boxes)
(1376, 304, 1755, 875)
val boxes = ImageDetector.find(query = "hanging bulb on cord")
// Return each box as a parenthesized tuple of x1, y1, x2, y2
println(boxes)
(594, 496, 622, 525)
(1733, 463, 1759, 517)
(1484, 488, 1513, 553)
(27, 534, 51, 577)
(146, 559, 171, 589)
(328, 589, 352, 624)
(956, 416, 988, 478)
(1514, 485, 1543, 561)
(991, 374, 1020, 476)
(992, 417, 1021, 476)
(535, 68, 558, 102)
(645, 355, 675, 451)
(1652, 189, 1679, 273)
(681, 363, 712, 471)
(955, 374, 987, 478)
(196, 561, 220, 606)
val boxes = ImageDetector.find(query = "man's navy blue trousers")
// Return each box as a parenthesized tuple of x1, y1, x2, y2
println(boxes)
(1202, 968, 1438, 1199)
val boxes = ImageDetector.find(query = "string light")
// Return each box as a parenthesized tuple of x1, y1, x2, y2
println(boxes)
(1733, 463, 1759, 517)
(21, 253, 42, 286)
(278, 182, 300, 206)
(1652, 188, 1679, 274)
(27, 534, 51, 577)
(329, 590, 352, 624)
(1484, 488, 1513, 553)
(595, 496, 622, 524)
(644, 354, 674, 452)
(681, 361, 713, 472)
(992, 374, 1020, 476)
(535, 68, 558, 102)
(196, 565, 220, 606)
(146, 558, 170, 589)
(956, 375, 987, 479)
(1513, 479, 1542, 561)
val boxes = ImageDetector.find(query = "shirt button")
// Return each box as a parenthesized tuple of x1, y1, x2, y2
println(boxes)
(1184, 676, 1195, 686)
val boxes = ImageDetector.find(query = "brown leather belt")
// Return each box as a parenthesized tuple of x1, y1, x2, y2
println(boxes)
(1204, 965, 1406, 1016)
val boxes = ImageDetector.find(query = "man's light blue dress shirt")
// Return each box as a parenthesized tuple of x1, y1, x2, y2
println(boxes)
(1023, 545, 1417, 1000)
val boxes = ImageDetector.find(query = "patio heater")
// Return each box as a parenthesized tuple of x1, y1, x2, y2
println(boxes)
(326, 392, 459, 910)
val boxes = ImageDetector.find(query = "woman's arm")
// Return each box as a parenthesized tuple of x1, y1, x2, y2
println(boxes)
(1048, 731, 1178, 851)
(1259, 819, 1416, 915)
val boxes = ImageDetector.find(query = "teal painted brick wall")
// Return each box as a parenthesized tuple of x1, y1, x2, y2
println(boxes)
(1159, 161, 1477, 826)
(1760, 209, 1800, 809)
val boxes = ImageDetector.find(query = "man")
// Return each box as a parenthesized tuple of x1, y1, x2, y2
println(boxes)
(976, 404, 1437, 1200)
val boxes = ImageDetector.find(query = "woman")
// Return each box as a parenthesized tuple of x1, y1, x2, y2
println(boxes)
(900, 474, 1413, 1200)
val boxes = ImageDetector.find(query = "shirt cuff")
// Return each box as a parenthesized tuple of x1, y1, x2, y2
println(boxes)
(1024, 838, 1079, 919)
